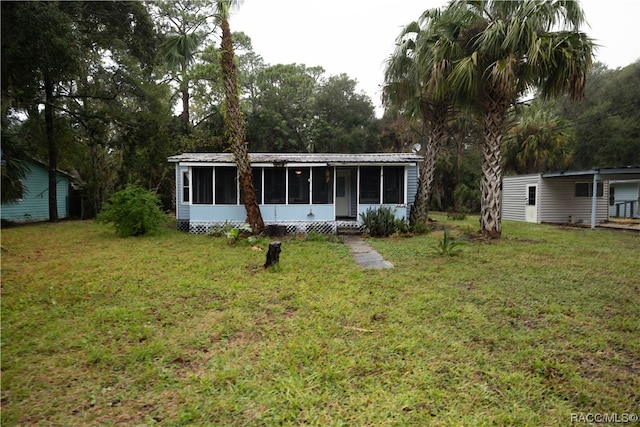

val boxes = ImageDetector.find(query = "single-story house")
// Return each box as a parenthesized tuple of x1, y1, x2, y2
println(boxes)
(608, 180, 640, 218)
(1, 159, 72, 223)
(168, 152, 422, 234)
(502, 166, 640, 228)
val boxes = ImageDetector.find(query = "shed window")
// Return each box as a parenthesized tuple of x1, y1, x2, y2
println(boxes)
(192, 167, 213, 204)
(215, 167, 237, 204)
(359, 167, 380, 204)
(288, 168, 310, 204)
(264, 168, 286, 204)
(383, 166, 404, 204)
(575, 182, 603, 197)
(312, 167, 333, 204)
(182, 172, 190, 203)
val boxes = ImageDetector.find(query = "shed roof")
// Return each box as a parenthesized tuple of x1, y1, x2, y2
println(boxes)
(542, 165, 640, 178)
(168, 152, 422, 165)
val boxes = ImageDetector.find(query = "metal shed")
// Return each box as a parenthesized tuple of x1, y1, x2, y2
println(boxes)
(502, 166, 640, 228)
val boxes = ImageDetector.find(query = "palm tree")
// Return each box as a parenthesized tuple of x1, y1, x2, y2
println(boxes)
(159, 32, 203, 128)
(439, 0, 593, 238)
(155, 0, 213, 128)
(216, 0, 265, 234)
(504, 100, 575, 174)
(384, 8, 456, 226)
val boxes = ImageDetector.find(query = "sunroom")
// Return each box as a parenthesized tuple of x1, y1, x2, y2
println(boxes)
(168, 153, 421, 234)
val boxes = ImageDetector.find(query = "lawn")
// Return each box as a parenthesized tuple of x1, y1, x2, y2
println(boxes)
(1, 217, 638, 425)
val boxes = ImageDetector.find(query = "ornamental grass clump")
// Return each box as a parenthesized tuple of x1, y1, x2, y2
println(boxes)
(97, 185, 167, 237)
(360, 206, 408, 237)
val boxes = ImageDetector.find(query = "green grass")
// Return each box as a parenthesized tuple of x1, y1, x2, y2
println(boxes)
(1, 217, 638, 425)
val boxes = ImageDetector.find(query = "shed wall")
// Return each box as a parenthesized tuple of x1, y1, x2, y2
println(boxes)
(502, 174, 540, 222)
(539, 178, 609, 224)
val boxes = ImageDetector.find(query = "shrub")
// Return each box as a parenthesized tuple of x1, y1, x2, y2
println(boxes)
(97, 185, 167, 237)
(360, 206, 408, 237)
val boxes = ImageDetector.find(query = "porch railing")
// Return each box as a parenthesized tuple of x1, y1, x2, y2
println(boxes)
(613, 199, 640, 218)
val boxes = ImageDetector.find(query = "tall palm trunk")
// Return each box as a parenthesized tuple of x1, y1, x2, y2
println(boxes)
(410, 122, 445, 225)
(44, 76, 59, 222)
(480, 102, 508, 239)
(410, 103, 449, 225)
(219, 15, 265, 234)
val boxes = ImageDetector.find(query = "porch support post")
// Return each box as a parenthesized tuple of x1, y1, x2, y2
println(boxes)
(591, 173, 600, 229)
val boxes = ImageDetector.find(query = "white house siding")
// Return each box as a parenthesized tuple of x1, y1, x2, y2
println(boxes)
(538, 178, 609, 224)
(609, 181, 640, 218)
(502, 174, 541, 222)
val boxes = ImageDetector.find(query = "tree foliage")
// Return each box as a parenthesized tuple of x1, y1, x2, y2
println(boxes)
(556, 61, 640, 168)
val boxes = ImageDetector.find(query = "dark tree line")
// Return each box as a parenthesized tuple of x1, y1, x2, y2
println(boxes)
(2, 1, 638, 223)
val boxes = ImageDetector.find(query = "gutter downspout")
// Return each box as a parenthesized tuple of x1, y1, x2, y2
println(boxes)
(591, 173, 600, 229)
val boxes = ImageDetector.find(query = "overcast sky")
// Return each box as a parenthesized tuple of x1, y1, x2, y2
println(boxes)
(232, 0, 640, 116)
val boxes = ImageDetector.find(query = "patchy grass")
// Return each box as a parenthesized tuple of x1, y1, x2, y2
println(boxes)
(1, 217, 638, 425)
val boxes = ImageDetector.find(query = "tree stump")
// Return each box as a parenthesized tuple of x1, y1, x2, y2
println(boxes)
(264, 241, 281, 268)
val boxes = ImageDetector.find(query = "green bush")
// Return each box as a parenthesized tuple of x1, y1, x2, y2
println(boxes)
(359, 206, 408, 237)
(97, 185, 167, 237)
(433, 227, 466, 256)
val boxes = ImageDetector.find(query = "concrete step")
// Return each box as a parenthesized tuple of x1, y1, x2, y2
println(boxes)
(336, 226, 362, 235)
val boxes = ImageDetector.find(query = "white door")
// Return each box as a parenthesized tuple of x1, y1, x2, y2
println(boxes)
(525, 184, 538, 223)
(336, 170, 351, 217)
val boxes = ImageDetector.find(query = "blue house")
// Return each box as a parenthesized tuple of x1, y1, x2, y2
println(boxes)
(168, 153, 422, 234)
(1, 159, 72, 223)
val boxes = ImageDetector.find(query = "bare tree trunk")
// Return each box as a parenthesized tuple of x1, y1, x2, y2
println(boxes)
(220, 16, 265, 235)
(44, 77, 59, 222)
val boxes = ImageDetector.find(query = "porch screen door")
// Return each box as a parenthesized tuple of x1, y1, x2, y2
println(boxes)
(336, 170, 350, 217)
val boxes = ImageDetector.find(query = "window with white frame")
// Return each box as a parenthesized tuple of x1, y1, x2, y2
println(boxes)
(383, 166, 404, 204)
(192, 167, 213, 204)
(182, 171, 190, 203)
(575, 182, 603, 197)
(359, 166, 381, 204)
(215, 167, 238, 204)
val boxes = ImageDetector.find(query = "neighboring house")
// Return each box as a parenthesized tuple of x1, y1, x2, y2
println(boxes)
(502, 166, 640, 228)
(1, 159, 72, 223)
(168, 153, 422, 234)
(608, 180, 640, 218)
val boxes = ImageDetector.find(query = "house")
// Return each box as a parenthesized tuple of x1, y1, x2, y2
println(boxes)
(502, 166, 640, 228)
(168, 153, 422, 234)
(608, 180, 640, 219)
(1, 159, 72, 223)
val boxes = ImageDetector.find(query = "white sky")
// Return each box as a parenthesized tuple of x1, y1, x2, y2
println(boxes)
(232, 0, 640, 117)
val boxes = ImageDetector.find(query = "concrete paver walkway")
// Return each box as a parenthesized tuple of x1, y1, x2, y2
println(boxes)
(343, 236, 394, 269)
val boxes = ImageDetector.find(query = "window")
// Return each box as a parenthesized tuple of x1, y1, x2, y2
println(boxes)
(288, 168, 310, 204)
(192, 167, 213, 204)
(312, 167, 333, 204)
(383, 166, 404, 204)
(241, 168, 263, 204)
(359, 166, 380, 204)
(575, 182, 603, 197)
(527, 186, 536, 206)
(182, 171, 190, 203)
(215, 167, 237, 204)
(264, 168, 286, 204)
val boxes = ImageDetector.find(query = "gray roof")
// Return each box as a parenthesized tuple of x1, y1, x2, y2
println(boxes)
(168, 152, 422, 165)
(542, 166, 640, 178)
